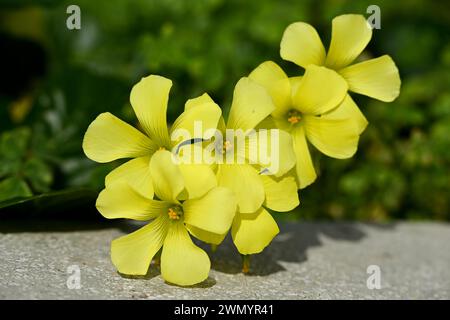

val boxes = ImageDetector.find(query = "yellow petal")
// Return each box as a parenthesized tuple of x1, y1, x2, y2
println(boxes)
(178, 163, 217, 199)
(217, 164, 265, 213)
(111, 215, 168, 275)
(130, 75, 172, 147)
(325, 14, 372, 70)
(96, 182, 170, 220)
(227, 77, 275, 131)
(150, 149, 184, 202)
(280, 22, 326, 68)
(105, 156, 153, 199)
(324, 95, 368, 135)
(339, 55, 401, 102)
(231, 208, 279, 255)
(170, 99, 221, 146)
(185, 224, 227, 245)
(292, 126, 317, 189)
(289, 76, 303, 94)
(244, 129, 296, 177)
(292, 65, 348, 115)
(161, 222, 210, 286)
(248, 61, 292, 118)
(82, 113, 155, 163)
(303, 113, 361, 159)
(183, 186, 236, 235)
(184, 93, 215, 111)
(262, 174, 299, 212)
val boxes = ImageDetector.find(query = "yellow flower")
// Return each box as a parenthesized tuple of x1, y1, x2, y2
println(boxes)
(249, 61, 368, 189)
(280, 14, 401, 102)
(83, 74, 222, 200)
(96, 149, 237, 286)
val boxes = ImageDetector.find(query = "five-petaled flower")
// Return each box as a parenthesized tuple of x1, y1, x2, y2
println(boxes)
(249, 61, 368, 188)
(96, 150, 236, 286)
(280, 14, 401, 102)
(83, 74, 222, 200)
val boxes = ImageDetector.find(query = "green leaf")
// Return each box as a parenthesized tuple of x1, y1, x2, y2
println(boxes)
(0, 127, 31, 178)
(0, 127, 31, 160)
(23, 157, 53, 192)
(0, 176, 32, 202)
(0, 188, 99, 219)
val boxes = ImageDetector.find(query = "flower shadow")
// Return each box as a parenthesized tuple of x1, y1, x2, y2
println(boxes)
(117, 265, 160, 281)
(208, 221, 379, 277)
(165, 276, 217, 289)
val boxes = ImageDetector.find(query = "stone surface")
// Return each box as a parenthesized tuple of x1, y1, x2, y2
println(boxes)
(0, 221, 449, 299)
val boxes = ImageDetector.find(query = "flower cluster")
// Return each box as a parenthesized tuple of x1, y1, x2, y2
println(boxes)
(83, 14, 400, 286)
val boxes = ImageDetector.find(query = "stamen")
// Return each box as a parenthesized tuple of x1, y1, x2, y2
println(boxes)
(288, 115, 300, 124)
(167, 207, 181, 220)
(287, 110, 301, 124)
(223, 140, 232, 152)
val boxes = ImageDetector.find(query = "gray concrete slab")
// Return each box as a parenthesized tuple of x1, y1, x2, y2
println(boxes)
(0, 221, 449, 299)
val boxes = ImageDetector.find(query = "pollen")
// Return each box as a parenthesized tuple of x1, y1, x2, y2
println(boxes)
(287, 110, 301, 124)
(167, 207, 182, 220)
(223, 140, 232, 152)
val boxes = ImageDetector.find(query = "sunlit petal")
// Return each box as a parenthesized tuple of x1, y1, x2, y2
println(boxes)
(325, 14, 372, 70)
(339, 55, 401, 102)
(227, 77, 275, 131)
(130, 75, 172, 147)
(292, 126, 317, 189)
(161, 222, 210, 286)
(83, 113, 155, 163)
(150, 149, 184, 202)
(231, 208, 279, 255)
(280, 22, 326, 68)
(105, 156, 153, 199)
(292, 66, 347, 115)
(111, 215, 167, 275)
(96, 182, 170, 220)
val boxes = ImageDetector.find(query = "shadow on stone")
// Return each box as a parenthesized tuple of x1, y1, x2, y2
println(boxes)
(208, 221, 380, 276)
(117, 265, 160, 281)
(165, 276, 217, 289)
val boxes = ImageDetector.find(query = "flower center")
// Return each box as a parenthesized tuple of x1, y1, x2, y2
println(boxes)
(167, 206, 183, 220)
(222, 140, 233, 153)
(287, 109, 301, 124)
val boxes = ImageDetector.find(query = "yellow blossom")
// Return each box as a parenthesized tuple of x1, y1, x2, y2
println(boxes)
(249, 61, 368, 189)
(82, 74, 222, 200)
(280, 14, 401, 102)
(96, 149, 237, 286)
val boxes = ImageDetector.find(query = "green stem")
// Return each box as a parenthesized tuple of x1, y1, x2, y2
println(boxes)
(241, 254, 251, 274)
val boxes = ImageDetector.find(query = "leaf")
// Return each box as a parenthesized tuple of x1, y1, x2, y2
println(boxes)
(0, 176, 33, 202)
(0, 188, 99, 219)
(0, 127, 31, 160)
(23, 157, 53, 192)
(0, 127, 31, 178)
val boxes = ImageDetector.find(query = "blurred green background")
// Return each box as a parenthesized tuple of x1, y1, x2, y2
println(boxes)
(0, 0, 449, 221)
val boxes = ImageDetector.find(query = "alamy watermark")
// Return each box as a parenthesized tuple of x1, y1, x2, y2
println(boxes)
(367, 5, 381, 29)
(67, 264, 81, 289)
(66, 5, 81, 30)
(366, 265, 381, 289)
(170, 122, 282, 174)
